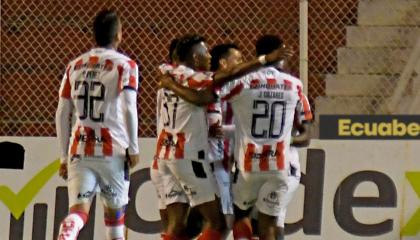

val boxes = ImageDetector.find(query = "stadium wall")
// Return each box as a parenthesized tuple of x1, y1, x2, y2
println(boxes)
(0, 137, 419, 240)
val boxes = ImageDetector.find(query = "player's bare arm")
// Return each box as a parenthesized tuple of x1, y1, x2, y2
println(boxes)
(158, 74, 216, 105)
(291, 122, 312, 147)
(212, 46, 294, 87)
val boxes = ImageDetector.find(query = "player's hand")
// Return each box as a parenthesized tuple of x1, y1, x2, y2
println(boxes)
(209, 120, 224, 139)
(127, 154, 140, 169)
(59, 163, 68, 180)
(158, 74, 176, 89)
(265, 45, 295, 65)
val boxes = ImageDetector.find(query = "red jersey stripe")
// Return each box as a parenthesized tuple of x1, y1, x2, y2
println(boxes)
(155, 130, 167, 159)
(222, 139, 230, 171)
(259, 145, 271, 171)
(267, 78, 276, 86)
(104, 59, 114, 71)
(74, 59, 83, 70)
(175, 133, 186, 159)
(244, 143, 255, 172)
(117, 65, 124, 93)
(60, 66, 71, 99)
(187, 78, 212, 89)
(221, 83, 244, 101)
(276, 142, 285, 170)
(164, 132, 173, 159)
(70, 126, 81, 155)
(128, 60, 136, 69)
(297, 86, 313, 121)
(101, 128, 113, 156)
(128, 75, 137, 89)
(84, 127, 95, 156)
(224, 102, 233, 124)
(89, 56, 99, 67)
(152, 157, 159, 170)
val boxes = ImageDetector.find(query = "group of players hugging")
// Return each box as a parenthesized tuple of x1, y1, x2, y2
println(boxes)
(55, 9, 312, 240)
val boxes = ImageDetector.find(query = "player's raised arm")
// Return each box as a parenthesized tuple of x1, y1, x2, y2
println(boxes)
(158, 74, 217, 106)
(212, 45, 294, 87)
(159, 46, 294, 106)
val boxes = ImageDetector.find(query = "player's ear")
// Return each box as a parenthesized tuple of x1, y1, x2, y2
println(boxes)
(192, 52, 199, 66)
(219, 59, 227, 70)
(115, 22, 122, 47)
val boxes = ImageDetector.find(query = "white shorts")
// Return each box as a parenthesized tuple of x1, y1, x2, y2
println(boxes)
(232, 170, 288, 217)
(276, 174, 300, 227)
(150, 160, 188, 210)
(212, 161, 233, 215)
(158, 158, 217, 207)
(67, 155, 129, 209)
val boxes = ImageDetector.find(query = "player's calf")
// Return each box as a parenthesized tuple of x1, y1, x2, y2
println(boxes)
(196, 199, 226, 240)
(232, 205, 253, 240)
(258, 212, 278, 240)
(104, 206, 126, 240)
(57, 207, 89, 240)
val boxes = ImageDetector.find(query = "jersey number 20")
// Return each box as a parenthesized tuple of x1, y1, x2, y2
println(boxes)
(251, 100, 286, 138)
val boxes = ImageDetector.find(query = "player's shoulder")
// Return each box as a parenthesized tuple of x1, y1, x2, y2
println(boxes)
(171, 64, 195, 79)
(66, 50, 91, 68)
(66, 49, 137, 70)
(158, 62, 177, 74)
(108, 51, 138, 69)
(262, 67, 303, 87)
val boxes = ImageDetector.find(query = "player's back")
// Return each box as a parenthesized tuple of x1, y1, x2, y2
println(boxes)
(63, 48, 138, 157)
(155, 64, 212, 160)
(220, 66, 301, 172)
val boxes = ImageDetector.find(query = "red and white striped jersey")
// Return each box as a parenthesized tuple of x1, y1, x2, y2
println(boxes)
(219, 66, 302, 172)
(59, 48, 139, 157)
(221, 100, 235, 168)
(289, 92, 313, 175)
(207, 89, 224, 162)
(155, 64, 213, 160)
(295, 91, 313, 124)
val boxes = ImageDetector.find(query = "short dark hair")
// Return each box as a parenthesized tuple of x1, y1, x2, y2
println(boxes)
(175, 34, 206, 62)
(255, 35, 283, 56)
(210, 43, 239, 71)
(168, 38, 179, 63)
(93, 10, 120, 47)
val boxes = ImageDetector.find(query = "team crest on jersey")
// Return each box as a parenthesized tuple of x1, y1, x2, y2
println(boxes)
(263, 191, 280, 209)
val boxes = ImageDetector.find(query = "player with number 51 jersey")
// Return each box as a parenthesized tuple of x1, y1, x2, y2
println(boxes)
(155, 64, 213, 161)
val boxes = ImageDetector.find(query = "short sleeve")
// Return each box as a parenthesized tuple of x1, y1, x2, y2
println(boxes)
(185, 71, 213, 90)
(120, 60, 139, 91)
(219, 78, 244, 102)
(295, 87, 313, 123)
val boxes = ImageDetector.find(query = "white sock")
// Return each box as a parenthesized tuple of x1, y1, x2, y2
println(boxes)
(105, 225, 125, 240)
(57, 213, 86, 240)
